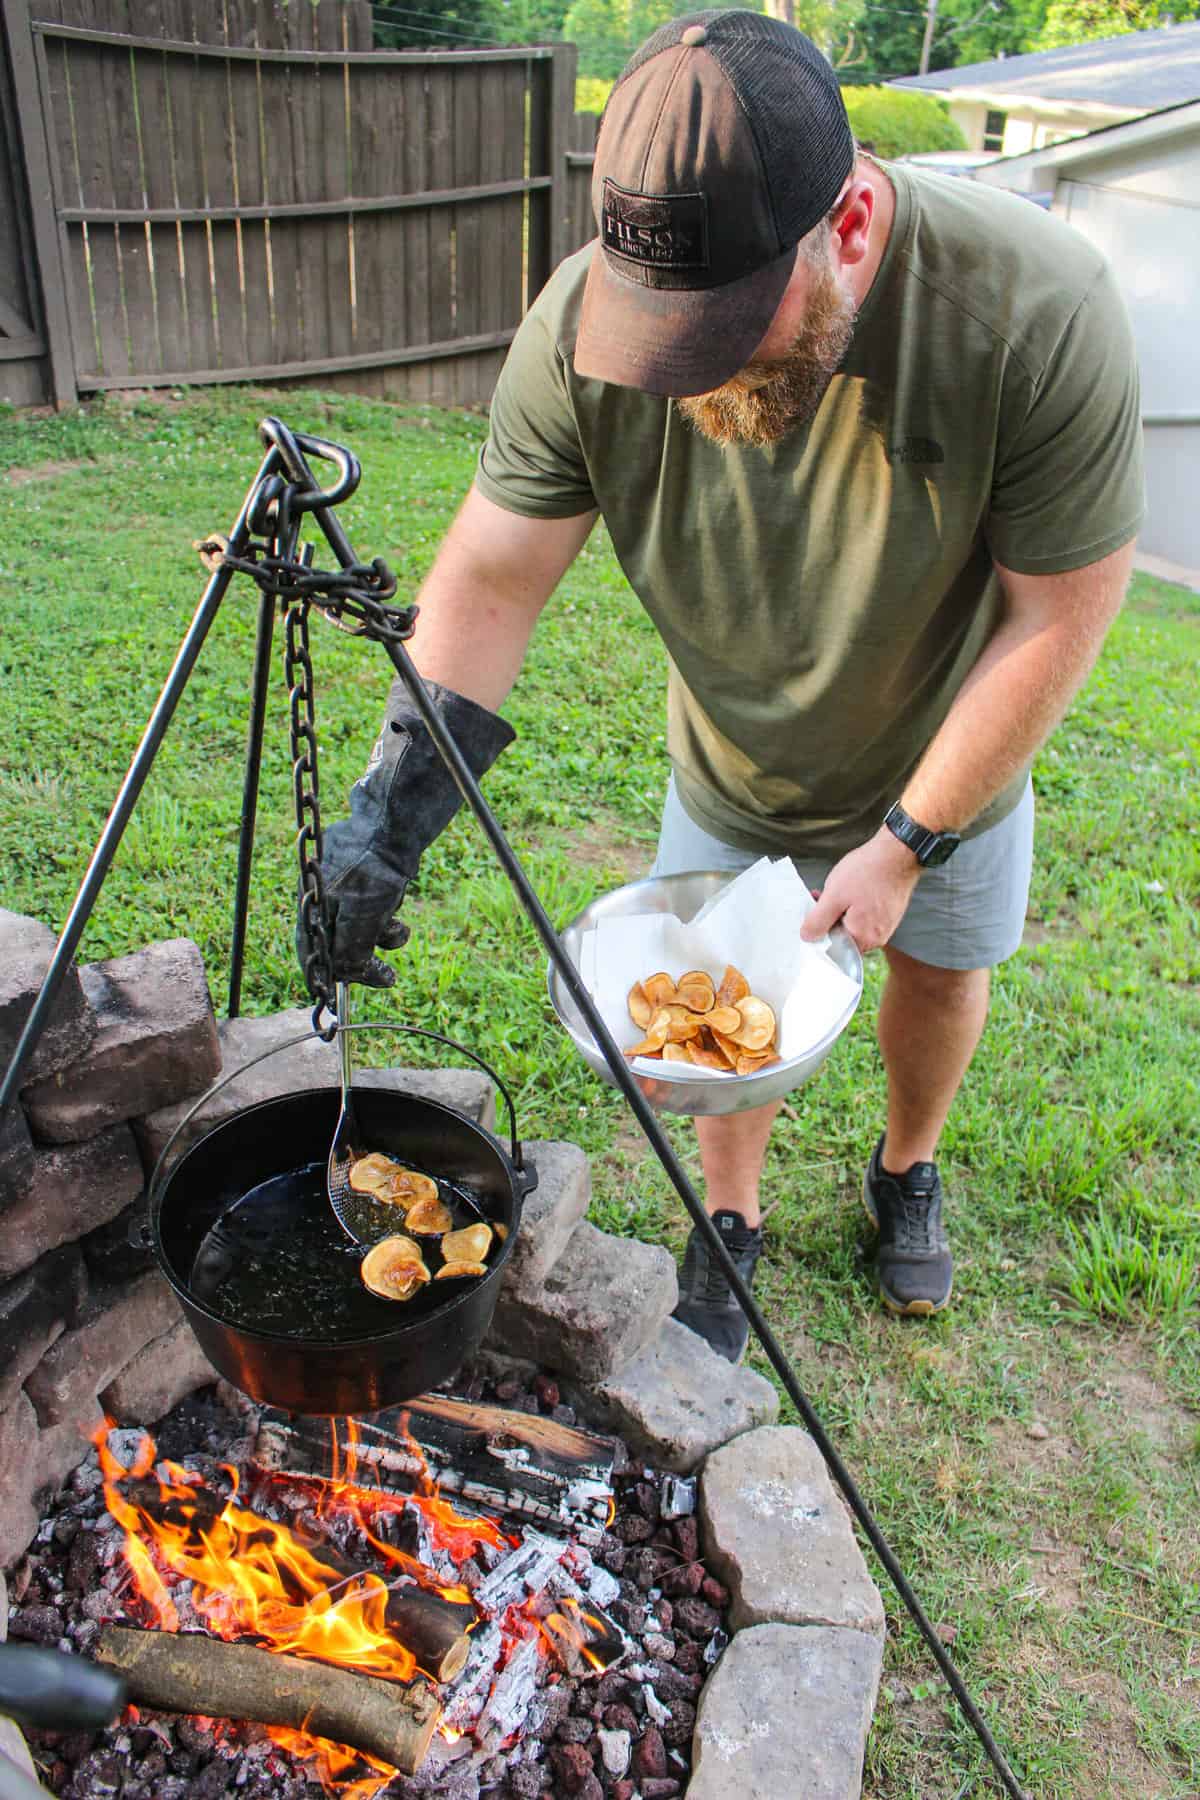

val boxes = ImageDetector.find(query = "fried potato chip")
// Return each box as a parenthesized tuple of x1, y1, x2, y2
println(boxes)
(662, 1042, 690, 1062)
(493, 1222, 509, 1242)
(627, 1008, 671, 1057)
(442, 1223, 492, 1264)
(380, 1168, 439, 1210)
(704, 1005, 742, 1037)
(642, 972, 677, 1008)
(716, 965, 750, 1008)
(675, 971, 716, 1013)
(405, 1198, 455, 1236)
(708, 1028, 742, 1069)
(628, 981, 653, 1030)
(734, 1051, 774, 1077)
(349, 1152, 403, 1196)
(728, 996, 776, 1052)
(435, 1260, 489, 1280)
(686, 1040, 728, 1070)
(361, 1237, 431, 1300)
(664, 1004, 702, 1043)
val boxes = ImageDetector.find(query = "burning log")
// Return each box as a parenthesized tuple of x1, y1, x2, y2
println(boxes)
(254, 1397, 616, 1543)
(94, 1626, 439, 1775)
(118, 1478, 475, 1683)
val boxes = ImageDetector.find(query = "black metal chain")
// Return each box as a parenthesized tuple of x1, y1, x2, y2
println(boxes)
(196, 469, 417, 1040)
(283, 599, 336, 1037)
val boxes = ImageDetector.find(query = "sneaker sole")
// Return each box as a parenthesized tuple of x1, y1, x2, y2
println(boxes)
(861, 1176, 952, 1318)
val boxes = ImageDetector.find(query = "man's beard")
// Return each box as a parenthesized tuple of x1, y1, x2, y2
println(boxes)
(678, 261, 857, 449)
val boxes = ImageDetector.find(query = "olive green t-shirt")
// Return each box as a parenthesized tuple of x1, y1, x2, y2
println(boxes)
(474, 162, 1144, 854)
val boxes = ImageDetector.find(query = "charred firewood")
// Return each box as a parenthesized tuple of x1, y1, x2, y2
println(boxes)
(94, 1626, 439, 1775)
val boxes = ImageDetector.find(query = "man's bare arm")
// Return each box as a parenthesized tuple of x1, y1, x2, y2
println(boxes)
(803, 539, 1135, 950)
(405, 487, 599, 708)
(898, 538, 1134, 832)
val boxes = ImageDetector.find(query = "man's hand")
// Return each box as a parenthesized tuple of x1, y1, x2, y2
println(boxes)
(800, 827, 921, 953)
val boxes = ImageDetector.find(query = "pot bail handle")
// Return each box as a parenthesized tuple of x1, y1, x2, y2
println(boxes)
(133, 1020, 533, 1251)
(135, 1027, 339, 1246)
(333, 1020, 530, 1189)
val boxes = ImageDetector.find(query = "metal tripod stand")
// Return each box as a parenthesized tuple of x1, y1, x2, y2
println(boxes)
(0, 417, 1029, 1800)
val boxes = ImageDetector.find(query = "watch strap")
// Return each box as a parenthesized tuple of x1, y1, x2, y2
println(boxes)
(883, 802, 961, 867)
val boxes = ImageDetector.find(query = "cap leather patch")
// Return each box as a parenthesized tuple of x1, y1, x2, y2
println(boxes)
(602, 179, 709, 272)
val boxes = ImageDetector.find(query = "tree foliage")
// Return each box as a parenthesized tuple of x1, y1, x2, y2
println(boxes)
(842, 84, 966, 153)
(835, 0, 1048, 82)
(1034, 0, 1198, 48)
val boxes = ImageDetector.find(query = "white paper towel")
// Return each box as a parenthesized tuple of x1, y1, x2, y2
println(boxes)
(578, 859, 861, 1078)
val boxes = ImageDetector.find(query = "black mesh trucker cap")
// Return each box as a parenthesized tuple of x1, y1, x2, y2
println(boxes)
(574, 9, 854, 397)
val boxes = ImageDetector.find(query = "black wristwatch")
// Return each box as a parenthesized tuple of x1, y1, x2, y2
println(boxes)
(883, 802, 962, 868)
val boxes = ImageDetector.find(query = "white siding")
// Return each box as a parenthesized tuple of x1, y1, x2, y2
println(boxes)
(1052, 143, 1200, 566)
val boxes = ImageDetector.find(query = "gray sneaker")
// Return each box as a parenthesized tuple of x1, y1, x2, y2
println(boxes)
(672, 1209, 764, 1363)
(862, 1136, 953, 1316)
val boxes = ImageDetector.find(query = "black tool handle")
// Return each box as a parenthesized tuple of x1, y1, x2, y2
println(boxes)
(0, 1644, 126, 1732)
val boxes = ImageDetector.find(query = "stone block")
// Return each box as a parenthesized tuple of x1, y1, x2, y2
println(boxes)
(135, 1007, 496, 1168)
(0, 1392, 40, 1570)
(23, 1271, 181, 1428)
(487, 1221, 677, 1385)
(37, 1407, 105, 1496)
(500, 1140, 591, 1294)
(699, 1426, 884, 1637)
(21, 939, 220, 1144)
(101, 1319, 220, 1424)
(569, 1318, 779, 1474)
(0, 1247, 87, 1413)
(0, 1105, 35, 1215)
(0, 910, 97, 1087)
(688, 1623, 882, 1800)
(0, 1125, 144, 1283)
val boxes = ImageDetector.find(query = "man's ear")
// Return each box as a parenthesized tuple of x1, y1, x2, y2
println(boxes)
(832, 180, 874, 270)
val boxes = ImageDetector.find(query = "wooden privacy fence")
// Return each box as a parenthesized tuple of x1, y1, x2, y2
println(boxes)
(1, 0, 601, 410)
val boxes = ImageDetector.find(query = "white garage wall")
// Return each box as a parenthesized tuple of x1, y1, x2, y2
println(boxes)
(1053, 144, 1200, 567)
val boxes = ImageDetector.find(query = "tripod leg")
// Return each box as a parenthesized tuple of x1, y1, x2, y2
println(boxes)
(227, 590, 277, 1018)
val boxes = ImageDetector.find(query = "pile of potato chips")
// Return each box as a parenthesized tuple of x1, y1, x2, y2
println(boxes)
(626, 965, 779, 1077)
(349, 1153, 500, 1301)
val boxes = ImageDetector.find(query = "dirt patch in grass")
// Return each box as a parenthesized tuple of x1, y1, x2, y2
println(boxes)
(562, 812, 650, 885)
(4, 459, 83, 484)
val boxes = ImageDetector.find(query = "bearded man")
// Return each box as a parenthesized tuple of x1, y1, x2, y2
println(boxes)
(305, 11, 1144, 1361)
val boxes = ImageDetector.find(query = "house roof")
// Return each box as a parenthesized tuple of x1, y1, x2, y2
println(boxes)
(890, 20, 1200, 110)
(972, 96, 1200, 183)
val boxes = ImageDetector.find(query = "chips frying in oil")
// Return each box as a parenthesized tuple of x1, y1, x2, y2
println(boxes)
(626, 965, 780, 1077)
(355, 1173, 499, 1303)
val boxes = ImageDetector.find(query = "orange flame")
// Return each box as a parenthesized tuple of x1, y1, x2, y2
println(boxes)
(93, 1417, 511, 1794)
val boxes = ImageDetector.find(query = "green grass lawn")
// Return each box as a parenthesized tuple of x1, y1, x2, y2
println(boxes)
(2, 388, 1197, 1798)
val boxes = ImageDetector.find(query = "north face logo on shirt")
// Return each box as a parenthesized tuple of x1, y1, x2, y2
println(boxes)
(602, 180, 709, 271)
(887, 436, 945, 465)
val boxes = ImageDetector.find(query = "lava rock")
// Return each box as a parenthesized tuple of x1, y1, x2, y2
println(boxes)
(631, 1723, 668, 1782)
(672, 1516, 700, 1562)
(9, 1605, 64, 1644)
(660, 1560, 704, 1598)
(662, 1700, 697, 1748)
(557, 1716, 594, 1745)
(673, 1596, 723, 1638)
(550, 1740, 596, 1792)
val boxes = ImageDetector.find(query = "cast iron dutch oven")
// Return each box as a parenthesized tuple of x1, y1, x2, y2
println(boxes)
(146, 1026, 537, 1417)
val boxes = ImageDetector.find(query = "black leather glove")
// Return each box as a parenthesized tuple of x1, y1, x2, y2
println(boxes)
(299, 678, 515, 990)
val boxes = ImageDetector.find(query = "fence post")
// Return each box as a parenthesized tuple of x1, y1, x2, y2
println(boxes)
(547, 41, 577, 277)
(0, 0, 77, 407)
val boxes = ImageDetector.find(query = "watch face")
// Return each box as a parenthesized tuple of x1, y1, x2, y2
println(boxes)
(922, 833, 960, 867)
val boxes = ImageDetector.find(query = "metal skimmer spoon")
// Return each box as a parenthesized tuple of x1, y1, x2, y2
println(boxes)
(326, 981, 396, 1246)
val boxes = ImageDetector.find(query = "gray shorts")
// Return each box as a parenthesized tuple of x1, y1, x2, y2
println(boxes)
(650, 775, 1035, 971)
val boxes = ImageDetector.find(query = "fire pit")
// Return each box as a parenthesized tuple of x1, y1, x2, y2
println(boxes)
(13, 1371, 720, 1800)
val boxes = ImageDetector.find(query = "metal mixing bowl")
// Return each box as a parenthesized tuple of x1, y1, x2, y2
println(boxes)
(547, 870, 864, 1117)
